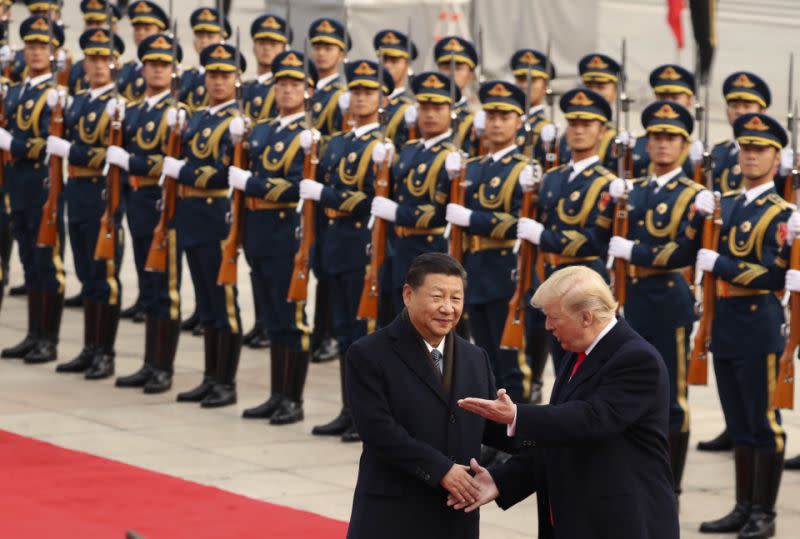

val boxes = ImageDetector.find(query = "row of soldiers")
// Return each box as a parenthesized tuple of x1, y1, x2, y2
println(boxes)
(0, 2, 798, 537)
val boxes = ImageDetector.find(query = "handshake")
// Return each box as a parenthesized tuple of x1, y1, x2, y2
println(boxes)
(440, 458, 499, 513)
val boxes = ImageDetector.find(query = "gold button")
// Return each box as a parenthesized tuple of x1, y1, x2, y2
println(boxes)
(328, 219, 334, 225)
(355, 222, 362, 229)
(632, 277, 638, 284)
(206, 197, 212, 204)
(667, 280, 674, 288)
(637, 220, 644, 225)
(427, 235, 433, 243)
(279, 211, 285, 219)
(750, 304, 758, 312)
(500, 250, 507, 256)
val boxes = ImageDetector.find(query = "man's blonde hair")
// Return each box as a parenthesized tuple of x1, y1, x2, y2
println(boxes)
(531, 266, 617, 323)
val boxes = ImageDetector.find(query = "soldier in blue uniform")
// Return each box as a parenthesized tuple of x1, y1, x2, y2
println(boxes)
(117, 1, 168, 104)
(179, 7, 230, 113)
(445, 80, 534, 403)
(434, 35, 477, 156)
(373, 29, 416, 147)
(686, 113, 791, 538)
(0, 0, 28, 83)
(510, 48, 556, 165)
(68, 0, 121, 97)
(228, 49, 317, 425)
(108, 33, 184, 394)
(0, 15, 66, 362)
(516, 87, 615, 373)
(599, 101, 705, 501)
(239, 13, 292, 350)
(303, 59, 393, 441)
(47, 28, 125, 379)
(163, 42, 243, 408)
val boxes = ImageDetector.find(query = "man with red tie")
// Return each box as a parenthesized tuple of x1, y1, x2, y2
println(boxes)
(455, 265, 678, 539)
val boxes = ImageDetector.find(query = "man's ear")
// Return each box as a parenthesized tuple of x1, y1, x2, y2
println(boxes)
(402, 283, 413, 307)
(581, 309, 593, 328)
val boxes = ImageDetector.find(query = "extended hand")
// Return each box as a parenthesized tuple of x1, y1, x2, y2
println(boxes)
(439, 463, 481, 506)
(447, 458, 499, 512)
(458, 388, 517, 425)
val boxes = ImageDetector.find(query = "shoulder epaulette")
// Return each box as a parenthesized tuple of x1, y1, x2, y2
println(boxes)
(466, 155, 482, 164)
(767, 193, 795, 211)
(512, 152, 529, 161)
(440, 141, 456, 151)
(712, 138, 731, 148)
(678, 176, 703, 191)
(632, 177, 648, 185)
(548, 163, 568, 174)
(75, 88, 89, 97)
(722, 190, 741, 198)
(594, 164, 617, 180)
(126, 98, 143, 109)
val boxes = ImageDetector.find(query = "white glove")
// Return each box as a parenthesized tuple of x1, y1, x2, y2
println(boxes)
(517, 217, 544, 245)
(162, 156, 185, 179)
(338, 91, 350, 113)
(105, 145, 130, 171)
(0, 127, 12, 151)
(540, 123, 557, 144)
(690, 140, 705, 164)
(694, 189, 716, 216)
(46, 135, 71, 158)
(608, 236, 634, 261)
(404, 105, 417, 126)
(608, 178, 634, 201)
(299, 178, 323, 201)
(473, 109, 486, 136)
(166, 107, 180, 128)
(46, 88, 60, 108)
(299, 129, 320, 153)
(56, 49, 68, 73)
(785, 269, 800, 293)
(371, 141, 395, 165)
(617, 130, 631, 147)
(445, 151, 463, 178)
(787, 211, 800, 244)
(0, 45, 12, 65)
(105, 97, 126, 121)
(780, 147, 796, 176)
(229, 116, 249, 139)
(696, 248, 719, 273)
(518, 163, 543, 192)
(371, 196, 398, 222)
(445, 203, 472, 227)
(227, 165, 251, 191)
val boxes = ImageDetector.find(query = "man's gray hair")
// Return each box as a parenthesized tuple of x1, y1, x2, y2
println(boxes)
(531, 266, 617, 323)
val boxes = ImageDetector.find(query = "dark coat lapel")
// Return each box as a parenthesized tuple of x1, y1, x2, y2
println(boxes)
(388, 314, 449, 405)
(559, 317, 628, 402)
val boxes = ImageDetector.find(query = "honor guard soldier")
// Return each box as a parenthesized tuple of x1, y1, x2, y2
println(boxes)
(163, 42, 243, 408)
(240, 13, 292, 350)
(228, 50, 317, 425)
(630, 64, 701, 178)
(687, 113, 791, 538)
(0, 15, 66, 362)
(117, 1, 168, 103)
(180, 7, 230, 112)
(516, 87, 615, 371)
(510, 48, 555, 164)
(444, 80, 534, 403)
(48, 27, 125, 379)
(0, 0, 28, 83)
(69, 0, 121, 97)
(373, 29, 416, 147)
(108, 33, 184, 394)
(599, 101, 704, 501)
(303, 59, 393, 441)
(434, 35, 478, 156)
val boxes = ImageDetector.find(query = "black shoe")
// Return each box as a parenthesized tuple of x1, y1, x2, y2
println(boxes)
(269, 399, 304, 425)
(56, 346, 97, 373)
(736, 449, 783, 539)
(2, 289, 41, 358)
(24, 341, 57, 364)
(143, 318, 179, 394)
(248, 330, 270, 349)
(341, 424, 361, 443)
(312, 409, 353, 436)
(242, 322, 261, 346)
(192, 324, 203, 336)
(242, 394, 284, 419)
(200, 329, 241, 408)
(201, 383, 237, 407)
(56, 300, 100, 373)
(312, 338, 339, 363)
(84, 303, 119, 380)
(116, 316, 158, 387)
(785, 454, 800, 470)
(8, 284, 26, 296)
(143, 369, 172, 394)
(2, 334, 38, 359)
(120, 302, 142, 319)
(85, 354, 114, 379)
(23, 292, 63, 364)
(176, 377, 215, 402)
(700, 446, 755, 533)
(177, 328, 218, 402)
(63, 293, 82, 308)
(737, 510, 776, 539)
(180, 310, 199, 332)
(698, 430, 733, 452)
(700, 504, 751, 533)
(115, 365, 153, 387)
(132, 310, 146, 323)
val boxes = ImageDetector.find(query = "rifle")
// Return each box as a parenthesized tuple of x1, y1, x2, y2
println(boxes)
(543, 36, 559, 172)
(340, 7, 351, 132)
(217, 28, 247, 286)
(356, 53, 390, 322)
(144, 19, 181, 273)
(776, 100, 799, 409)
(94, 2, 121, 261)
(36, 7, 64, 248)
(445, 54, 467, 263)
(287, 39, 318, 302)
(500, 69, 537, 350)
(1, 2, 10, 81)
(474, 24, 488, 156)
(783, 53, 795, 201)
(688, 84, 719, 386)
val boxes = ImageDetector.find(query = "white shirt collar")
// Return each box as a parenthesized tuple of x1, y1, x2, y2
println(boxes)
(24, 73, 53, 88)
(585, 317, 618, 356)
(423, 129, 452, 149)
(567, 155, 600, 181)
(455, 96, 467, 107)
(732, 139, 740, 152)
(197, 66, 206, 76)
(257, 71, 273, 84)
(423, 338, 446, 357)
(649, 167, 683, 191)
(144, 90, 170, 109)
(316, 73, 339, 90)
(491, 144, 517, 162)
(89, 83, 115, 101)
(134, 59, 142, 68)
(352, 122, 380, 138)
(742, 182, 774, 205)
(389, 87, 405, 99)
(206, 99, 235, 115)
(528, 104, 545, 116)
(278, 111, 305, 130)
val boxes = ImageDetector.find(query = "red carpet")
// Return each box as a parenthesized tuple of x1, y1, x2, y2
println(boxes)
(0, 429, 348, 538)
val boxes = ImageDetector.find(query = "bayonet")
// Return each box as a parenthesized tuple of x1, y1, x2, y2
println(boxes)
(788, 53, 794, 132)
(105, 0, 118, 101)
(377, 50, 387, 142)
(285, 1, 292, 49)
(619, 38, 630, 133)
(449, 53, 461, 149)
(217, 0, 225, 44)
(406, 17, 413, 79)
(234, 27, 242, 112)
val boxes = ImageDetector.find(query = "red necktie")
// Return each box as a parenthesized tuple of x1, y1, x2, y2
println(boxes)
(569, 351, 587, 380)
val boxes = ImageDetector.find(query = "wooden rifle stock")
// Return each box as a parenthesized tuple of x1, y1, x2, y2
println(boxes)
(356, 154, 391, 321)
(448, 159, 467, 263)
(144, 125, 182, 272)
(500, 190, 535, 350)
(612, 197, 629, 306)
(775, 228, 800, 408)
(36, 92, 64, 247)
(0, 83, 6, 188)
(217, 139, 247, 286)
(287, 138, 318, 302)
(94, 117, 123, 261)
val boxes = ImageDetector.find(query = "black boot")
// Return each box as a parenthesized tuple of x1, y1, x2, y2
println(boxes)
(785, 454, 800, 470)
(63, 292, 82, 307)
(180, 309, 199, 332)
(242, 344, 286, 419)
(527, 327, 549, 404)
(0, 220, 12, 287)
(9, 284, 26, 296)
(737, 450, 783, 539)
(24, 292, 64, 364)
(115, 315, 157, 387)
(311, 279, 336, 363)
(698, 429, 733, 452)
(669, 430, 690, 503)
(312, 356, 353, 435)
(249, 328, 271, 349)
(176, 327, 217, 401)
(243, 322, 261, 346)
(120, 298, 142, 320)
(85, 303, 119, 380)
(201, 329, 241, 408)
(341, 424, 361, 443)
(243, 272, 263, 346)
(312, 338, 340, 363)
(2, 288, 41, 358)
(700, 446, 755, 533)
(144, 318, 180, 394)
(270, 348, 309, 425)
(56, 300, 100, 373)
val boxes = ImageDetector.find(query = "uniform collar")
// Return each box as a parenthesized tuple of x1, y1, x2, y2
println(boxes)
(568, 155, 599, 180)
(197, 66, 206, 76)
(388, 87, 405, 99)
(278, 111, 305, 130)
(316, 73, 339, 90)
(257, 71, 273, 84)
(351, 122, 380, 138)
(423, 129, 452, 149)
(89, 83, 115, 101)
(742, 181, 774, 205)
(206, 99, 235, 115)
(144, 90, 170, 109)
(24, 73, 53, 88)
(528, 104, 545, 116)
(649, 167, 683, 191)
(491, 144, 517, 162)
(455, 96, 467, 107)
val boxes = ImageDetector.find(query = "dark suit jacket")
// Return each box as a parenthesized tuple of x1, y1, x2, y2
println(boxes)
(346, 313, 508, 539)
(491, 318, 679, 539)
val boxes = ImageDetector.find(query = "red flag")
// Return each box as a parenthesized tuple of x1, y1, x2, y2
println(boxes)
(667, 0, 685, 48)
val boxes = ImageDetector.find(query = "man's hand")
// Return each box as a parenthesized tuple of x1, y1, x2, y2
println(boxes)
(447, 458, 500, 513)
(458, 388, 517, 425)
(439, 463, 481, 506)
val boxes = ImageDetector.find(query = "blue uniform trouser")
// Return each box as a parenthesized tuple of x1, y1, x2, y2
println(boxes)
(68, 216, 123, 305)
(131, 233, 173, 318)
(11, 201, 65, 293)
(329, 268, 367, 358)
(714, 354, 786, 451)
(249, 253, 308, 351)
(183, 241, 240, 333)
(467, 298, 532, 401)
